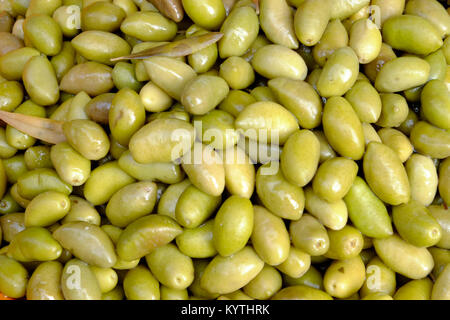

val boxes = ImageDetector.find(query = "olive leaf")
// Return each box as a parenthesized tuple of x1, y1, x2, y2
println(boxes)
(110, 32, 224, 61)
(0, 110, 66, 144)
(148, 0, 184, 22)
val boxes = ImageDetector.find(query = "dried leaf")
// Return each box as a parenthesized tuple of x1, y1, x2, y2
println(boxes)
(149, 0, 184, 22)
(0, 110, 66, 144)
(111, 32, 224, 61)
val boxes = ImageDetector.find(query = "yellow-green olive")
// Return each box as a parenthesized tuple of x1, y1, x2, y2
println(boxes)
(123, 265, 160, 300)
(393, 200, 442, 248)
(213, 195, 253, 257)
(105, 181, 157, 228)
(252, 44, 307, 81)
(116, 214, 182, 261)
(145, 243, 194, 290)
(259, 0, 298, 49)
(373, 234, 434, 279)
(0, 254, 28, 298)
(200, 246, 264, 295)
(363, 142, 410, 205)
(256, 162, 305, 220)
(322, 96, 365, 160)
(53, 221, 117, 268)
(268, 77, 322, 129)
(323, 256, 366, 299)
(290, 213, 330, 256)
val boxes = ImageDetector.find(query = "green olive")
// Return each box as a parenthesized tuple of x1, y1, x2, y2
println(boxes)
(50, 142, 91, 187)
(24, 191, 70, 227)
(252, 45, 307, 81)
(375, 57, 430, 93)
(181, 75, 229, 115)
(275, 246, 311, 279)
(60, 62, 114, 96)
(123, 265, 160, 300)
(236, 101, 299, 145)
(61, 258, 102, 300)
(312, 157, 358, 202)
(344, 176, 393, 238)
(112, 61, 142, 92)
(63, 119, 110, 161)
(363, 142, 410, 205)
(324, 225, 364, 260)
(3, 154, 27, 184)
(120, 10, 177, 41)
(71, 30, 131, 66)
(200, 246, 264, 295)
(213, 195, 253, 257)
(17, 168, 72, 200)
(105, 181, 157, 228)
(259, 0, 298, 49)
(438, 158, 450, 211)
(0, 254, 28, 298)
(83, 161, 135, 206)
(410, 121, 450, 159)
(181, 143, 225, 197)
(24, 145, 52, 170)
(22, 55, 59, 106)
(175, 219, 216, 258)
(175, 184, 221, 229)
(243, 265, 282, 300)
(62, 195, 101, 226)
(218, 6, 258, 58)
(290, 213, 330, 256)
(220, 145, 255, 199)
(23, 14, 62, 56)
(145, 243, 194, 290)
(373, 234, 434, 279)
(344, 80, 382, 123)
(181, 0, 225, 30)
(421, 80, 450, 130)
(139, 81, 172, 113)
(305, 186, 348, 231)
(0, 47, 40, 81)
(53, 221, 117, 268)
(394, 278, 433, 300)
(157, 179, 191, 220)
(382, 15, 442, 55)
(268, 77, 322, 129)
(219, 56, 254, 90)
(294, 0, 330, 47)
(0, 212, 25, 242)
(116, 214, 182, 261)
(431, 264, 450, 300)
(81, 1, 125, 32)
(256, 161, 304, 220)
(272, 285, 332, 300)
(323, 256, 365, 299)
(129, 118, 195, 164)
(322, 96, 365, 160)
(312, 19, 349, 67)
(26, 261, 64, 300)
(317, 46, 359, 98)
(406, 154, 438, 207)
(392, 200, 442, 248)
(376, 93, 410, 128)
